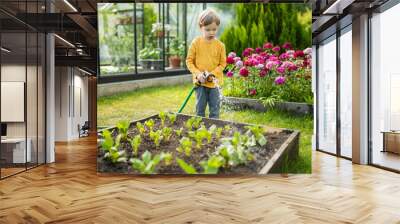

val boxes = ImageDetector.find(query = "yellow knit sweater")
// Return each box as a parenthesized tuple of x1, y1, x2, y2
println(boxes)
(186, 36, 227, 88)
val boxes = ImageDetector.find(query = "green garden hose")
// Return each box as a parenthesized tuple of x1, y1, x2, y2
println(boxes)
(178, 86, 196, 113)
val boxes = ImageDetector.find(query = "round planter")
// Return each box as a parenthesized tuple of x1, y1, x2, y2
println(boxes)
(151, 59, 164, 70)
(139, 59, 152, 70)
(169, 56, 181, 68)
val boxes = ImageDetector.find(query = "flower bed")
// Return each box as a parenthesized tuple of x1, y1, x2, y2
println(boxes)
(97, 112, 299, 175)
(224, 42, 313, 107)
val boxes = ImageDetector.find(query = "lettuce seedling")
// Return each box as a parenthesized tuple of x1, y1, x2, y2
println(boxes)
(174, 127, 183, 137)
(224, 125, 232, 132)
(159, 111, 167, 127)
(199, 155, 224, 174)
(160, 152, 173, 166)
(167, 113, 177, 125)
(245, 125, 267, 146)
(149, 130, 163, 148)
(130, 151, 162, 174)
(161, 127, 172, 142)
(129, 134, 141, 156)
(116, 120, 130, 141)
(136, 122, 145, 135)
(145, 119, 155, 132)
(176, 158, 198, 174)
(104, 149, 127, 164)
(100, 129, 114, 153)
(177, 137, 192, 156)
(216, 127, 223, 139)
(185, 116, 203, 130)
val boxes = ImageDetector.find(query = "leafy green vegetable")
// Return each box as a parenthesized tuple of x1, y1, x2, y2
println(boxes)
(176, 158, 198, 174)
(224, 125, 232, 132)
(200, 155, 224, 174)
(129, 134, 141, 156)
(159, 111, 167, 127)
(160, 152, 173, 166)
(136, 122, 145, 135)
(185, 116, 203, 130)
(174, 127, 183, 137)
(145, 119, 155, 132)
(167, 113, 177, 125)
(130, 151, 162, 174)
(161, 127, 172, 142)
(245, 125, 267, 146)
(100, 129, 114, 152)
(149, 130, 163, 148)
(116, 120, 130, 141)
(216, 127, 223, 139)
(177, 137, 192, 156)
(104, 149, 127, 164)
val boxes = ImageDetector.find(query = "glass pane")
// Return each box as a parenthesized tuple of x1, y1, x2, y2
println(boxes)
(340, 28, 352, 158)
(27, 31, 38, 169)
(1, 31, 27, 177)
(371, 4, 400, 171)
(98, 3, 135, 76)
(38, 33, 45, 165)
(317, 35, 337, 154)
(138, 3, 163, 73)
(186, 3, 203, 47)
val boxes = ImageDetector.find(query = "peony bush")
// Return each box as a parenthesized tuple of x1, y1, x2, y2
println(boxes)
(223, 42, 313, 106)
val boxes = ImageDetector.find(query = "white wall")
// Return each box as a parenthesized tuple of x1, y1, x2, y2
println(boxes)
(55, 67, 89, 141)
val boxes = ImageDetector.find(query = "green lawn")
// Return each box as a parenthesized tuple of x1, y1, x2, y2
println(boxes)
(98, 84, 313, 173)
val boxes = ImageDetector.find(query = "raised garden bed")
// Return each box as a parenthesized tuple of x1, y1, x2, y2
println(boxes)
(97, 113, 299, 175)
(222, 96, 313, 115)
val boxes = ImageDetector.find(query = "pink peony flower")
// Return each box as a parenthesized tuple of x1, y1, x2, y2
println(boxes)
(288, 64, 298, 72)
(269, 55, 279, 61)
(259, 69, 267, 77)
(303, 47, 312, 55)
(256, 63, 264, 69)
(274, 76, 286, 85)
(279, 53, 289, 60)
(228, 52, 236, 58)
(272, 46, 281, 52)
(239, 67, 249, 77)
(233, 56, 241, 63)
(226, 71, 234, 78)
(282, 42, 292, 50)
(276, 66, 286, 74)
(266, 60, 279, 70)
(294, 50, 305, 58)
(235, 60, 243, 68)
(263, 42, 273, 49)
(255, 47, 262, 54)
(249, 89, 257, 96)
(226, 56, 235, 64)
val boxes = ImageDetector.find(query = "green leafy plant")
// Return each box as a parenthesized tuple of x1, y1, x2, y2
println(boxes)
(160, 152, 173, 166)
(245, 125, 267, 146)
(168, 37, 185, 57)
(174, 127, 183, 137)
(200, 155, 225, 174)
(129, 134, 141, 156)
(130, 151, 166, 174)
(101, 131, 126, 164)
(136, 122, 145, 135)
(189, 126, 211, 149)
(116, 120, 130, 141)
(159, 111, 167, 127)
(139, 44, 161, 60)
(167, 113, 177, 125)
(100, 129, 114, 153)
(216, 127, 224, 139)
(145, 119, 155, 132)
(177, 158, 198, 174)
(224, 125, 232, 133)
(161, 127, 172, 142)
(177, 137, 192, 156)
(185, 117, 203, 130)
(149, 130, 163, 148)
(104, 148, 127, 164)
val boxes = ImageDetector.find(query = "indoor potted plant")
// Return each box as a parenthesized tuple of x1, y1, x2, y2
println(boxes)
(138, 45, 162, 70)
(168, 37, 185, 68)
(151, 22, 172, 38)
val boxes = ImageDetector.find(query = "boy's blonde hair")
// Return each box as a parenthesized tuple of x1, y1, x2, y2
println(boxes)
(198, 9, 220, 27)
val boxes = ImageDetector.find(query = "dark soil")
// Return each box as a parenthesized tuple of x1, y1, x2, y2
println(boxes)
(97, 114, 293, 175)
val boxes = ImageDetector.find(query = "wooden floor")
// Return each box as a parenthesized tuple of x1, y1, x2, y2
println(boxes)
(0, 136, 400, 224)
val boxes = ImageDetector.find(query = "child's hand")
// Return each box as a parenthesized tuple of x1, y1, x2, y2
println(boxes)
(196, 73, 205, 83)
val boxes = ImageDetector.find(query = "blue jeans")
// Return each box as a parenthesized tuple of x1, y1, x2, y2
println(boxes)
(195, 86, 220, 119)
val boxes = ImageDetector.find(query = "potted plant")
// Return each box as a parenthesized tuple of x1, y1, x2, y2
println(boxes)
(138, 44, 163, 70)
(168, 37, 185, 68)
(151, 22, 172, 38)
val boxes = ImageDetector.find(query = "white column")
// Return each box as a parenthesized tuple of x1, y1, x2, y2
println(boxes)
(46, 33, 55, 163)
(352, 14, 369, 164)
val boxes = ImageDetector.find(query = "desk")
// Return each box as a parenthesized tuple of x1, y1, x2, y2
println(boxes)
(1, 138, 31, 163)
(382, 131, 400, 154)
